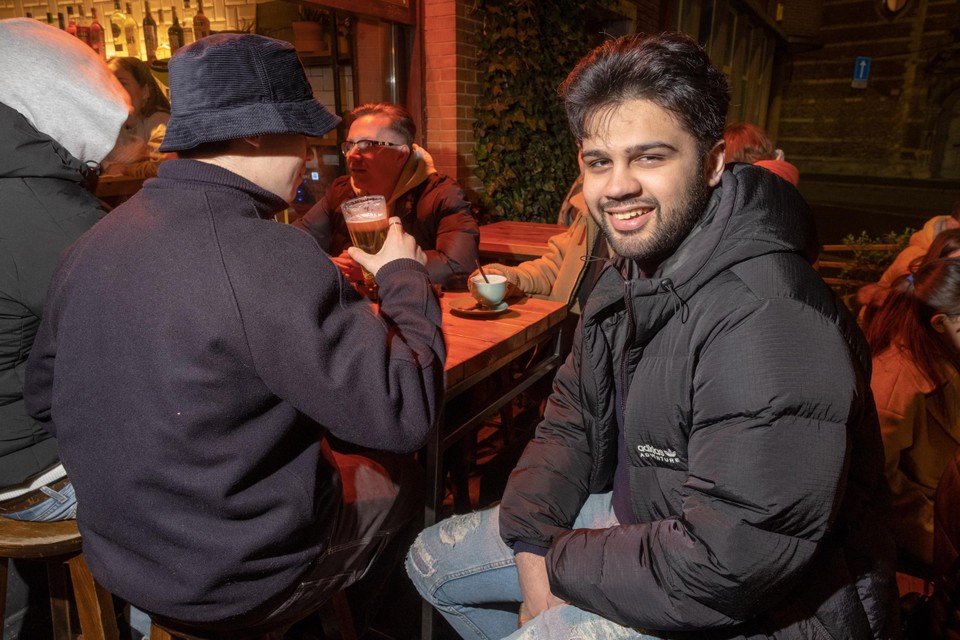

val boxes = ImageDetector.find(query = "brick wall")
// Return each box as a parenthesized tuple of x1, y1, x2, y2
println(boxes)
(422, 0, 481, 197)
(777, 0, 959, 178)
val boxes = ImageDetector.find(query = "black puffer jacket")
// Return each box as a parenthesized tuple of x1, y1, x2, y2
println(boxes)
(0, 102, 104, 486)
(500, 164, 899, 638)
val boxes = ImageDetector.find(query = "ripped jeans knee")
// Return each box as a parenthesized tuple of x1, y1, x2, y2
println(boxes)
(405, 507, 524, 639)
(405, 509, 512, 602)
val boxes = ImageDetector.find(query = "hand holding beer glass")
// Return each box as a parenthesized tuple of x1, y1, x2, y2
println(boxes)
(341, 195, 390, 295)
(343, 195, 427, 298)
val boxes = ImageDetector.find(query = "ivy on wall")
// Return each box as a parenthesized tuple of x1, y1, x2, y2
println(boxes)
(472, 0, 608, 222)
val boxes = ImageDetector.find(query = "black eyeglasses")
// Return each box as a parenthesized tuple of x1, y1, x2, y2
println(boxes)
(341, 139, 403, 155)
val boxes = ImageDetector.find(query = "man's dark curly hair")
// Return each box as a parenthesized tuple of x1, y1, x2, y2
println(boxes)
(560, 32, 730, 155)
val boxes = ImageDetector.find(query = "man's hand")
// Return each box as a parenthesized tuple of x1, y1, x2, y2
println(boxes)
(331, 251, 364, 282)
(347, 217, 427, 278)
(515, 552, 565, 627)
(468, 264, 523, 299)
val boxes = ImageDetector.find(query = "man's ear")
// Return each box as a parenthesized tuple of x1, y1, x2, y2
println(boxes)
(704, 140, 725, 187)
(577, 148, 585, 172)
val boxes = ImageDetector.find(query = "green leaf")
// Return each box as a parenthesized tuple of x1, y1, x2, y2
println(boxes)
(472, 0, 611, 220)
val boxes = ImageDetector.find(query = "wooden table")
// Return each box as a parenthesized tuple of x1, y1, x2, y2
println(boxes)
(430, 293, 568, 524)
(420, 292, 567, 640)
(478, 221, 566, 264)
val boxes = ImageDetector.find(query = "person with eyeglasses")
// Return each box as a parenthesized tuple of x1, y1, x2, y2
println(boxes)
(295, 102, 480, 291)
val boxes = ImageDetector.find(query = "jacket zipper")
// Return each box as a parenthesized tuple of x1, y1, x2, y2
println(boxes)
(619, 279, 636, 421)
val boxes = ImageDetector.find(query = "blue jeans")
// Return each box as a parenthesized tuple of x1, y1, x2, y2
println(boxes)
(2, 481, 77, 521)
(406, 493, 653, 640)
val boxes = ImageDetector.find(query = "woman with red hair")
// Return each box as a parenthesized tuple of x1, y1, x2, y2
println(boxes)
(723, 122, 800, 186)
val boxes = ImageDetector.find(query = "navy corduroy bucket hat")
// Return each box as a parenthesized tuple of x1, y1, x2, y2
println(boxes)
(159, 33, 340, 152)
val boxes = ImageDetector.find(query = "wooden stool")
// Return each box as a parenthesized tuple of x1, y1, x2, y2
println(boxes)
(0, 517, 118, 640)
(149, 590, 356, 640)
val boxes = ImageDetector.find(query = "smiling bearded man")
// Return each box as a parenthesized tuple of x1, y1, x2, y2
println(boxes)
(580, 97, 716, 269)
(407, 31, 898, 640)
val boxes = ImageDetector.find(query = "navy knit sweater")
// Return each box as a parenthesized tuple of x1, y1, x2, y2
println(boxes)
(25, 160, 446, 622)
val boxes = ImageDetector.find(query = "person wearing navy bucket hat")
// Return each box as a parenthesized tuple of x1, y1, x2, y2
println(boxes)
(159, 33, 341, 153)
(24, 32, 445, 637)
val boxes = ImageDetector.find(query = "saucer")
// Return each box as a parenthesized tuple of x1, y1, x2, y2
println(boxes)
(448, 298, 510, 318)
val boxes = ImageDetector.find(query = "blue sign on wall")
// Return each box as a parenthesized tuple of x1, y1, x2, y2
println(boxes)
(852, 56, 871, 88)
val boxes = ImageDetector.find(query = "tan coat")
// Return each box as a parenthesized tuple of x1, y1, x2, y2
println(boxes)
(506, 205, 600, 311)
(873, 346, 960, 565)
(477, 182, 601, 314)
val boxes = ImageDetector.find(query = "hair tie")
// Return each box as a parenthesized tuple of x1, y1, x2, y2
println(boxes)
(907, 274, 914, 284)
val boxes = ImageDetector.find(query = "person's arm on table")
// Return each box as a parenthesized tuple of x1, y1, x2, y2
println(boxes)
(421, 177, 478, 289)
(294, 190, 345, 254)
(469, 218, 586, 300)
(236, 217, 445, 452)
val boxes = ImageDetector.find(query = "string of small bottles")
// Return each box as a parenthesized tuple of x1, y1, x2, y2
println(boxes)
(31, 0, 211, 61)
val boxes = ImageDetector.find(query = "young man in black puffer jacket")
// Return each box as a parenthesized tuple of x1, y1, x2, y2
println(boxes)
(408, 32, 899, 639)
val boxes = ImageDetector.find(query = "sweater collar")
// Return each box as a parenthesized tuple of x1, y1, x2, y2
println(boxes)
(155, 159, 289, 219)
(584, 163, 819, 327)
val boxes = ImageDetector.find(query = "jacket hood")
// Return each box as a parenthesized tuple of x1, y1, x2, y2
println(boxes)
(600, 163, 818, 300)
(0, 101, 99, 190)
(671, 163, 818, 286)
(753, 158, 800, 186)
(0, 18, 130, 164)
(580, 163, 821, 346)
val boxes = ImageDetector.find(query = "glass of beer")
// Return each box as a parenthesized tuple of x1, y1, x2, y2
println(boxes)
(341, 195, 390, 296)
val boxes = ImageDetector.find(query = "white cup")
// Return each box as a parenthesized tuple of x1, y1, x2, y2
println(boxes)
(470, 274, 507, 308)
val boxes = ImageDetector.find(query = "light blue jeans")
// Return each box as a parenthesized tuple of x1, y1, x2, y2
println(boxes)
(2, 481, 77, 521)
(406, 493, 654, 640)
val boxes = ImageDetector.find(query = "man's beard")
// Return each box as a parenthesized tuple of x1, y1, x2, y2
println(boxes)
(593, 170, 712, 267)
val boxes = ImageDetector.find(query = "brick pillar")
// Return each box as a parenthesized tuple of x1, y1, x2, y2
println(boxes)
(423, 0, 482, 196)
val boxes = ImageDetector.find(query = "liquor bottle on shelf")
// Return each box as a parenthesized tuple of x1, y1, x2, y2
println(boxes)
(124, 2, 139, 57)
(192, 0, 210, 40)
(168, 8, 183, 54)
(89, 8, 106, 59)
(45, 12, 54, 26)
(142, 0, 158, 62)
(156, 7, 170, 59)
(57, 12, 65, 30)
(76, 5, 91, 46)
(180, 0, 195, 44)
(110, 0, 126, 55)
(65, 6, 78, 38)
